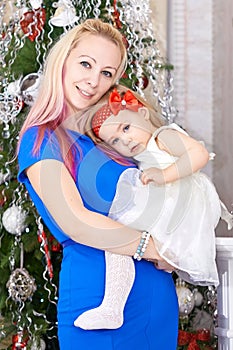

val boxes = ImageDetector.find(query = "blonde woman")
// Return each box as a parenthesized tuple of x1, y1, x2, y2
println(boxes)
(17, 19, 179, 349)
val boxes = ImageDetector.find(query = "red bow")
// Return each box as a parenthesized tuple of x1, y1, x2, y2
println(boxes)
(178, 329, 211, 350)
(109, 88, 143, 115)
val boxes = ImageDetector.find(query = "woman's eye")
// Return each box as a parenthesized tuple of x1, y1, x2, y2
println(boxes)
(123, 125, 130, 132)
(80, 61, 91, 68)
(102, 70, 112, 78)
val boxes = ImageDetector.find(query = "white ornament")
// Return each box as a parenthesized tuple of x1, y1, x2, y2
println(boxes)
(50, 0, 78, 27)
(31, 338, 46, 350)
(176, 278, 195, 316)
(120, 0, 152, 27)
(30, 0, 43, 10)
(2, 205, 27, 235)
(20, 72, 42, 106)
(6, 79, 21, 96)
(7, 73, 42, 106)
(193, 288, 204, 307)
(0, 92, 23, 124)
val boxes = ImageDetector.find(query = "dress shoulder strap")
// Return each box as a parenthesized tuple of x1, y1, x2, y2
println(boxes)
(153, 123, 188, 139)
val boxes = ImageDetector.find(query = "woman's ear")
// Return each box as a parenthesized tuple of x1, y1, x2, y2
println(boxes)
(139, 106, 150, 120)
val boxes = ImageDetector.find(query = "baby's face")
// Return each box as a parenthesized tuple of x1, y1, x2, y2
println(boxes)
(99, 107, 152, 157)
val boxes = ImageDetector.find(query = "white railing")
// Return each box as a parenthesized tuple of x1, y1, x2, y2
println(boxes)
(215, 237, 233, 350)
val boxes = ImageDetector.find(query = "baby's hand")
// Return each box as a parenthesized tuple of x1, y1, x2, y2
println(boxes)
(154, 259, 176, 273)
(140, 167, 166, 185)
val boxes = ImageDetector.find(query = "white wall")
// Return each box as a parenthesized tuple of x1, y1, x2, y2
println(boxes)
(163, 0, 233, 237)
(149, 0, 167, 57)
(212, 0, 233, 237)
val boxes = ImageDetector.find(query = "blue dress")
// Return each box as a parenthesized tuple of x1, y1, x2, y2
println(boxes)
(18, 127, 179, 350)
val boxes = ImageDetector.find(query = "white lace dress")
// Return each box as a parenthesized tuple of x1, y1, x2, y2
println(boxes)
(109, 123, 227, 286)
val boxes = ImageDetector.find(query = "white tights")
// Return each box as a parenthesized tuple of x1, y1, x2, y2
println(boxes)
(74, 251, 135, 330)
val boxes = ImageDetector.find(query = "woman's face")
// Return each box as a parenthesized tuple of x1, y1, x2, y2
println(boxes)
(63, 34, 122, 114)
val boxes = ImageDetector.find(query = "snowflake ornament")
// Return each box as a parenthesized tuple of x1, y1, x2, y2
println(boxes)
(121, 0, 152, 26)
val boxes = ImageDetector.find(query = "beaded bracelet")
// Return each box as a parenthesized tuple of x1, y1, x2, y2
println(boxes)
(133, 231, 150, 261)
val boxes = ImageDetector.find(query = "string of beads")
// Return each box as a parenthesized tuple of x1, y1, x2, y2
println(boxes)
(133, 231, 150, 261)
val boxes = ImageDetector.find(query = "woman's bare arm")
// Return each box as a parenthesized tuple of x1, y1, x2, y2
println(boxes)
(26, 159, 161, 261)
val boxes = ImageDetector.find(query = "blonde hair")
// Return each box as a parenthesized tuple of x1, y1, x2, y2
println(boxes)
(18, 19, 128, 175)
(85, 85, 165, 165)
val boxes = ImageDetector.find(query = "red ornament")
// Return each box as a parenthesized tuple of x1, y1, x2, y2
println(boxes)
(51, 243, 62, 252)
(49, 235, 62, 252)
(113, 0, 122, 29)
(20, 8, 46, 42)
(12, 331, 29, 350)
(178, 329, 211, 350)
(121, 35, 129, 49)
(143, 75, 149, 89)
(134, 74, 149, 90)
(121, 72, 128, 79)
(0, 194, 6, 207)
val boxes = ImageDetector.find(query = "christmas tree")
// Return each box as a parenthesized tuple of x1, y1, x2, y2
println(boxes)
(0, 1, 217, 349)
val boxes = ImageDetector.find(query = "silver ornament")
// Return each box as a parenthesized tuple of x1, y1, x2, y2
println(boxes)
(2, 205, 27, 234)
(20, 72, 42, 106)
(193, 288, 204, 307)
(176, 278, 195, 316)
(0, 92, 23, 124)
(6, 267, 37, 302)
(30, 337, 46, 350)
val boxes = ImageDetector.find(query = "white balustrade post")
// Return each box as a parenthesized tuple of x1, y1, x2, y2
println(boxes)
(215, 237, 233, 349)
